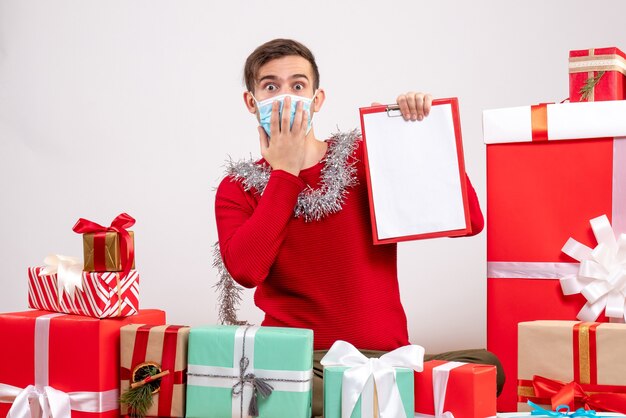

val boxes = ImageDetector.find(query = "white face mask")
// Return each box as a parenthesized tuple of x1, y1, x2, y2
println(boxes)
(252, 91, 317, 137)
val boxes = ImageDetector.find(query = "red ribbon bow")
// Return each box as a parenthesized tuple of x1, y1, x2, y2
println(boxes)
(532, 375, 626, 414)
(72, 213, 135, 281)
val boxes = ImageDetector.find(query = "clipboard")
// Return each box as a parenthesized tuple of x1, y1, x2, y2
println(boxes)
(359, 97, 471, 244)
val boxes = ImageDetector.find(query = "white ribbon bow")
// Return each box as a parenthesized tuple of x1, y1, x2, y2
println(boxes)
(561, 214, 626, 322)
(320, 340, 424, 418)
(39, 255, 84, 299)
(0, 383, 119, 418)
(2, 384, 71, 418)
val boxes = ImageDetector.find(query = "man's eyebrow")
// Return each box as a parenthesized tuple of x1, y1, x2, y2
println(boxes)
(256, 74, 310, 84)
(257, 75, 278, 84)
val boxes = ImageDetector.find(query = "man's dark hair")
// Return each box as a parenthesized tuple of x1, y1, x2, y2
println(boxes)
(244, 39, 320, 92)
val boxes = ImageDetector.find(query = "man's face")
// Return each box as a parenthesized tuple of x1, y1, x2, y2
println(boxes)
(252, 55, 317, 101)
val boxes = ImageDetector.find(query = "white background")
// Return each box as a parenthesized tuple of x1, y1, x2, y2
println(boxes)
(1, 0, 625, 354)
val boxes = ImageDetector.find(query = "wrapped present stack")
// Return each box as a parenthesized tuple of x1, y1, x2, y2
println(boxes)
(0, 213, 170, 418)
(483, 46, 626, 413)
(28, 213, 139, 318)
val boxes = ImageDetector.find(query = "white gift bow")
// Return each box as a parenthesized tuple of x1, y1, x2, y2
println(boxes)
(560, 214, 626, 322)
(39, 255, 84, 299)
(0, 383, 119, 418)
(2, 384, 70, 418)
(414, 361, 466, 418)
(320, 340, 424, 418)
(0, 313, 119, 418)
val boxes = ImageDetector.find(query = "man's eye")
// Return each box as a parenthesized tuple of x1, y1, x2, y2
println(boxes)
(294, 84, 304, 91)
(265, 84, 277, 91)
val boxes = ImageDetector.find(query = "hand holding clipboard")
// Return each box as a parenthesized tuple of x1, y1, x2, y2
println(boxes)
(359, 97, 471, 244)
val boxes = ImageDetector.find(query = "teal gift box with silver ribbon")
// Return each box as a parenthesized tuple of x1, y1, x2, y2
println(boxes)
(186, 325, 313, 418)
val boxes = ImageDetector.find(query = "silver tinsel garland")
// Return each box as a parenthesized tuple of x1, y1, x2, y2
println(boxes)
(225, 129, 360, 221)
(214, 130, 361, 324)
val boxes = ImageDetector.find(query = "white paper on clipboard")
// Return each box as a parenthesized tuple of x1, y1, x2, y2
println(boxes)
(360, 99, 469, 243)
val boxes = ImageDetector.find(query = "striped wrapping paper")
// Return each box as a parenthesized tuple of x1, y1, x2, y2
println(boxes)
(27, 266, 139, 318)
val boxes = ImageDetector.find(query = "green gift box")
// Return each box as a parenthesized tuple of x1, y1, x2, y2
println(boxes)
(186, 325, 313, 418)
(323, 366, 414, 418)
(321, 341, 422, 418)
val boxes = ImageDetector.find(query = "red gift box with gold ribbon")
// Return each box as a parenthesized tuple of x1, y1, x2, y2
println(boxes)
(482, 100, 626, 411)
(569, 47, 626, 102)
(120, 324, 190, 417)
(518, 321, 626, 414)
(0, 309, 166, 418)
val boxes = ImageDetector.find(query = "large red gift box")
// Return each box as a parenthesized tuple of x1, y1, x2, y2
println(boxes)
(28, 266, 140, 318)
(569, 47, 626, 102)
(483, 100, 626, 411)
(0, 309, 166, 418)
(414, 360, 497, 418)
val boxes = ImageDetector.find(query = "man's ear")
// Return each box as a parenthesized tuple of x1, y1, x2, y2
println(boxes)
(243, 91, 257, 114)
(312, 89, 326, 113)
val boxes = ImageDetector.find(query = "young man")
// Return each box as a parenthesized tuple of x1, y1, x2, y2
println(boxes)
(215, 38, 502, 417)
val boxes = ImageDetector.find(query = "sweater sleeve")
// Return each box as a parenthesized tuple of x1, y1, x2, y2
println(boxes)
(215, 169, 306, 288)
(464, 172, 484, 236)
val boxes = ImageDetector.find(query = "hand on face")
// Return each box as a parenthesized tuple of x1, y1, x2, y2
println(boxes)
(258, 96, 309, 176)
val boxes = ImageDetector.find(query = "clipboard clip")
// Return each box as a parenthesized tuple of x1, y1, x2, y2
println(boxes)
(385, 104, 403, 117)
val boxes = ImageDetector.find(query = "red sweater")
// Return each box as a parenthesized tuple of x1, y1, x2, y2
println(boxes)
(215, 138, 484, 350)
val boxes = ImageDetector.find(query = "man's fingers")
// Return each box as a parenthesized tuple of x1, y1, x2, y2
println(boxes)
(281, 96, 291, 132)
(396, 95, 410, 121)
(414, 93, 425, 121)
(300, 107, 309, 134)
(405, 91, 418, 121)
(270, 100, 280, 137)
(291, 100, 304, 132)
(424, 94, 433, 117)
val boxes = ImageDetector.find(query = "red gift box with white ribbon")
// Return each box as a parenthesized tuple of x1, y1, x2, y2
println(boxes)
(414, 360, 497, 418)
(482, 100, 626, 411)
(0, 309, 166, 418)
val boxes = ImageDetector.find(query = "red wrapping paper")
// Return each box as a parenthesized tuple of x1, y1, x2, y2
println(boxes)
(0, 309, 166, 418)
(569, 47, 626, 102)
(486, 138, 616, 411)
(414, 360, 496, 418)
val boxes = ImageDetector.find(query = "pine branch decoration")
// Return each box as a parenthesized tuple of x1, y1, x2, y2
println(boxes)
(120, 364, 160, 418)
(212, 242, 248, 325)
(579, 71, 605, 101)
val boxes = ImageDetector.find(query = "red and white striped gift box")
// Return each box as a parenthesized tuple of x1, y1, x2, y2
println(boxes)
(28, 266, 139, 318)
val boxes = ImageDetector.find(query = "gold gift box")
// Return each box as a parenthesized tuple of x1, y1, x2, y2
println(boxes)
(82, 230, 135, 272)
(517, 320, 626, 412)
(120, 324, 190, 417)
